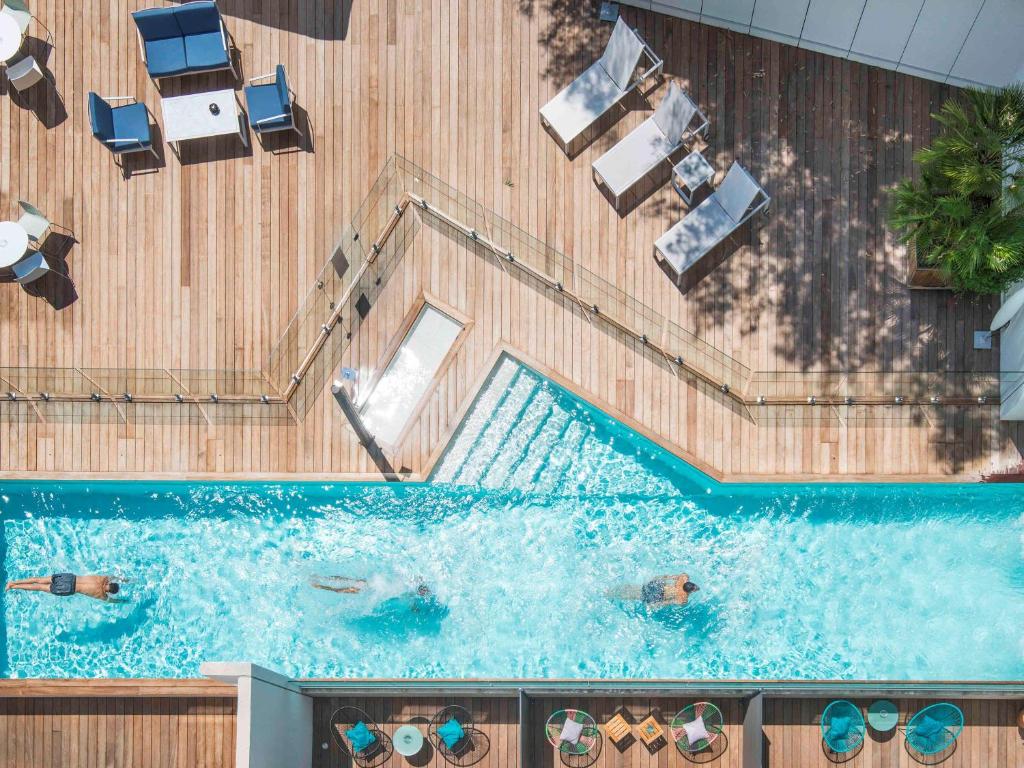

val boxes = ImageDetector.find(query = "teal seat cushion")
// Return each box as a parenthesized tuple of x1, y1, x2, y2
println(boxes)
(346, 721, 376, 753)
(111, 103, 152, 149)
(174, 1, 222, 35)
(915, 715, 943, 739)
(437, 718, 465, 749)
(244, 83, 291, 130)
(132, 7, 182, 41)
(827, 715, 850, 740)
(144, 36, 188, 77)
(183, 31, 230, 70)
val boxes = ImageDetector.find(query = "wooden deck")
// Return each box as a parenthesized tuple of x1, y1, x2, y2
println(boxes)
(0, 695, 235, 767)
(312, 695, 520, 768)
(1, 0, 1023, 478)
(526, 696, 744, 768)
(763, 697, 1024, 768)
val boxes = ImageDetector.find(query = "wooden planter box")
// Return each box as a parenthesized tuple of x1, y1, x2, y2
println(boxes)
(906, 240, 952, 290)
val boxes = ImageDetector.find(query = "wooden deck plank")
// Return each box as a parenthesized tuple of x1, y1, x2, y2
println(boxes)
(0, 696, 235, 768)
(0, 1, 1021, 479)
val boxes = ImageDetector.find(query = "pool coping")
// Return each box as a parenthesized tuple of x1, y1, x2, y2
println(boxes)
(0, 342, 1005, 484)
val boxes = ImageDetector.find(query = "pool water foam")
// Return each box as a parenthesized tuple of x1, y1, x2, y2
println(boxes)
(2, 355, 1023, 679)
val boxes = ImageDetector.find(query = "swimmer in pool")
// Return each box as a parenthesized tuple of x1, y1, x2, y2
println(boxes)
(311, 575, 431, 599)
(607, 573, 699, 609)
(6, 573, 122, 602)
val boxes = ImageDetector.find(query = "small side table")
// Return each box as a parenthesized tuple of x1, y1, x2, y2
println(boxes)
(637, 715, 664, 746)
(868, 700, 899, 733)
(605, 713, 631, 745)
(671, 151, 715, 207)
(393, 725, 424, 757)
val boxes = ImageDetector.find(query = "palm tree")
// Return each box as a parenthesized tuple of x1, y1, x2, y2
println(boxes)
(889, 84, 1024, 293)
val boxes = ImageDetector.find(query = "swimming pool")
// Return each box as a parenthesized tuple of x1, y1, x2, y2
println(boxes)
(2, 355, 1023, 680)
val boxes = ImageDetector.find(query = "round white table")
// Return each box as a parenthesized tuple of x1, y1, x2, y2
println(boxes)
(0, 221, 30, 268)
(0, 13, 25, 63)
(392, 725, 424, 757)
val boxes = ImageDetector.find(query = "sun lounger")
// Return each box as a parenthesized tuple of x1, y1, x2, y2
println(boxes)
(655, 161, 770, 279)
(592, 80, 709, 206)
(539, 17, 662, 150)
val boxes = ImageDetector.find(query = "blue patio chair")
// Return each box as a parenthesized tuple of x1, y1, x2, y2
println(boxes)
(244, 65, 302, 140)
(904, 703, 963, 755)
(87, 93, 158, 163)
(820, 700, 865, 754)
(131, 1, 236, 81)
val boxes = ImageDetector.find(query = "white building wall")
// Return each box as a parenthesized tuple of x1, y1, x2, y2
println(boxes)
(617, 0, 1024, 89)
(202, 662, 313, 768)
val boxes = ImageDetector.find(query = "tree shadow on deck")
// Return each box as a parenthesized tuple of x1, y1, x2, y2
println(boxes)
(519, 1, 1015, 471)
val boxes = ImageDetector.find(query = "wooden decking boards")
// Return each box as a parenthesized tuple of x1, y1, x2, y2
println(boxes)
(526, 696, 744, 768)
(312, 695, 520, 768)
(1, 0, 1022, 478)
(0, 689, 1021, 766)
(0, 695, 236, 768)
(763, 697, 1024, 768)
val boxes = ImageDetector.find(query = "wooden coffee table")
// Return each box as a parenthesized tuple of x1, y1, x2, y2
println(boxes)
(160, 88, 249, 154)
(605, 713, 631, 745)
(637, 715, 664, 746)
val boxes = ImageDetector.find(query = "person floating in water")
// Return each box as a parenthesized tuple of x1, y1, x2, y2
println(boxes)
(6, 573, 122, 602)
(311, 575, 431, 599)
(608, 573, 699, 609)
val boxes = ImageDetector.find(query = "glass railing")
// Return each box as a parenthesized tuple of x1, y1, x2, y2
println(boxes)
(1, 155, 1016, 429)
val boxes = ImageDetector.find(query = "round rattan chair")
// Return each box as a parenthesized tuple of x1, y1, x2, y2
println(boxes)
(819, 700, 866, 755)
(904, 703, 963, 756)
(669, 702, 724, 753)
(429, 705, 476, 765)
(329, 705, 391, 766)
(545, 709, 599, 756)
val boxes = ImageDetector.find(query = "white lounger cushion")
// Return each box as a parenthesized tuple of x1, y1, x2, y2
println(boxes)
(656, 161, 764, 275)
(599, 17, 644, 91)
(655, 196, 737, 274)
(592, 117, 676, 197)
(592, 81, 697, 199)
(540, 62, 624, 145)
(715, 162, 762, 221)
(652, 81, 697, 141)
(539, 18, 644, 145)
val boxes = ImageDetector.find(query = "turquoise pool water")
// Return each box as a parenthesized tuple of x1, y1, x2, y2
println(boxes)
(2, 355, 1023, 680)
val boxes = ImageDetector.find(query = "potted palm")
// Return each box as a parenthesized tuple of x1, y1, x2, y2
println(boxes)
(890, 85, 1024, 293)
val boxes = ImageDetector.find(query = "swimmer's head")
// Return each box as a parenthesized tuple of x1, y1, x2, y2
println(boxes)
(416, 584, 430, 597)
(108, 582, 120, 594)
(683, 581, 699, 593)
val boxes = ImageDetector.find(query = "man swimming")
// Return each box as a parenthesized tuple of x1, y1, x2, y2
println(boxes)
(608, 573, 699, 609)
(6, 573, 122, 602)
(311, 575, 431, 598)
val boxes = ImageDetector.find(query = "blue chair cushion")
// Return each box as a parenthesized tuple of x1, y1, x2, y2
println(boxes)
(111, 103, 152, 149)
(275, 64, 289, 108)
(244, 82, 291, 131)
(144, 36, 188, 77)
(132, 7, 182, 40)
(437, 718, 465, 749)
(183, 30, 229, 70)
(174, 1, 222, 35)
(345, 722, 375, 753)
(87, 93, 114, 140)
(915, 715, 943, 739)
(827, 716, 850, 740)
